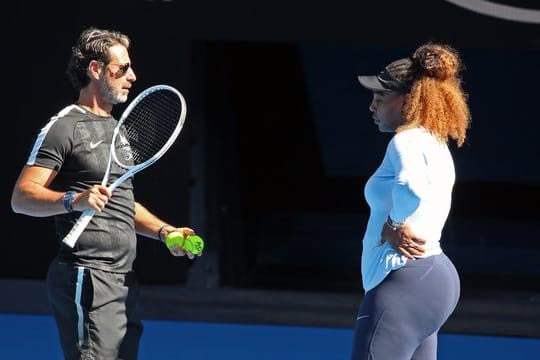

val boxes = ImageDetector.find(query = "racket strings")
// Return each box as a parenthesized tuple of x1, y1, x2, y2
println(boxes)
(115, 90, 183, 167)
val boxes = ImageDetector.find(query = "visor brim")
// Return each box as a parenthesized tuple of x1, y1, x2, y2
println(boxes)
(357, 75, 390, 92)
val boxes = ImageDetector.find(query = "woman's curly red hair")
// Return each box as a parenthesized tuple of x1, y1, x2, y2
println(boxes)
(398, 43, 471, 147)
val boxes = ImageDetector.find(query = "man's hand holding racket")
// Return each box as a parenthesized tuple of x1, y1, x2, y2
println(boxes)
(69, 185, 112, 213)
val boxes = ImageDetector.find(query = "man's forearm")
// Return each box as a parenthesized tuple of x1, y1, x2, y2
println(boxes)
(11, 181, 67, 217)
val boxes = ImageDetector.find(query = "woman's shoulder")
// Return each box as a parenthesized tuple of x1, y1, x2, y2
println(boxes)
(394, 127, 438, 144)
(389, 127, 423, 145)
(389, 127, 441, 155)
(396, 126, 429, 138)
(391, 127, 449, 159)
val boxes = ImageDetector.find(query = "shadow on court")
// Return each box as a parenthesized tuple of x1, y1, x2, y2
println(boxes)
(1, 313, 539, 359)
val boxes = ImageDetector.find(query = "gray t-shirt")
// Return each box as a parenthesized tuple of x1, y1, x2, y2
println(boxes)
(27, 104, 137, 273)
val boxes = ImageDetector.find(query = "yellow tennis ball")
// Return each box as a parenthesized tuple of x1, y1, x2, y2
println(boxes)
(183, 235, 204, 255)
(165, 232, 204, 255)
(165, 231, 185, 249)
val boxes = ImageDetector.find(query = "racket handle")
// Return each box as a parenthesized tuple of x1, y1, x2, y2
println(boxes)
(61, 209, 97, 248)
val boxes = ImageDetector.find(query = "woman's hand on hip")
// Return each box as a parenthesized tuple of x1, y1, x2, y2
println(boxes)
(380, 222, 426, 260)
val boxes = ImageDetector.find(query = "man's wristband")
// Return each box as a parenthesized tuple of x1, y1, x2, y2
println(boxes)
(63, 191, 76, 213)
(157, 224, 172, 242)
(386, 216, 403, 231)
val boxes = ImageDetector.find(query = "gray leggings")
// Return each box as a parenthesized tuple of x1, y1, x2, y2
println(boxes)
(351, 253, 460, 360)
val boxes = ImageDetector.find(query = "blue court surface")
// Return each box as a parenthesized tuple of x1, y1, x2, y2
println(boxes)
(1, 313, 539, 359)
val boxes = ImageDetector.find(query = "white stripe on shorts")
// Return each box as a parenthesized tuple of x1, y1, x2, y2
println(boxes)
(75, 266, 85, 346)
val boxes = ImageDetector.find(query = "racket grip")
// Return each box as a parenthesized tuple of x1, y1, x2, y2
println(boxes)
(61, 209, 97, 248)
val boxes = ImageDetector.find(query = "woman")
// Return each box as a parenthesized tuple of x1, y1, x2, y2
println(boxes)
(351, 43, 471, 359)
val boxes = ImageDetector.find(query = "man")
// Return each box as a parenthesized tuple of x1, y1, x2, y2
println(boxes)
(11, 27, 197, 359)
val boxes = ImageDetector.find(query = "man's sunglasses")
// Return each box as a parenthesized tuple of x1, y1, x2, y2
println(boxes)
(99, 61, 131, 77)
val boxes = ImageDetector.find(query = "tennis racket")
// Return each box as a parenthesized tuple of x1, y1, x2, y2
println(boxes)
(62, 84, 187, 248)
